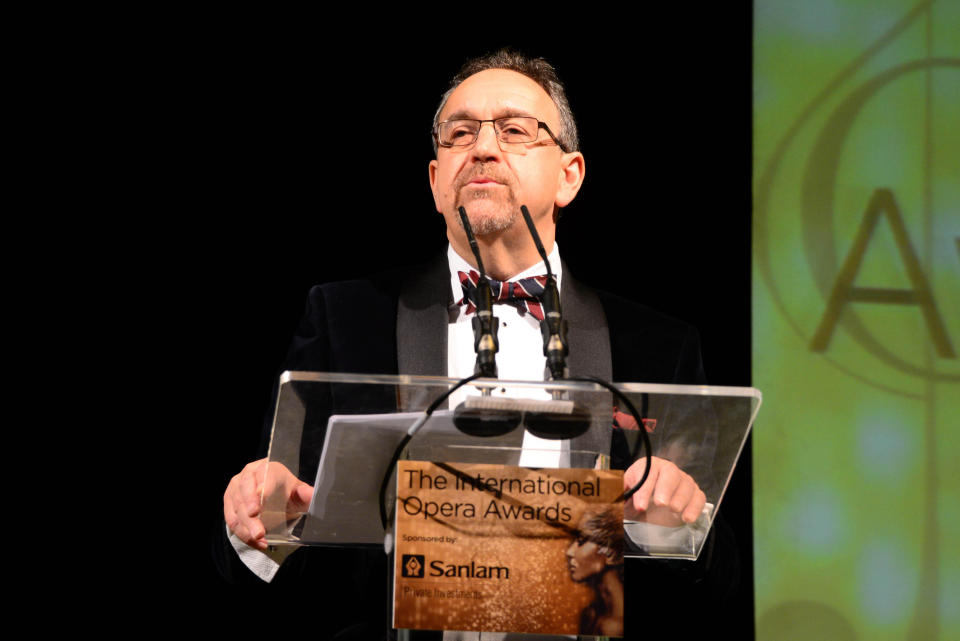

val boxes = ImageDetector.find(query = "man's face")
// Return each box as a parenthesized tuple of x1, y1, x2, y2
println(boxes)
(429, 69, 574, 238)
(565, 532, 609, 582)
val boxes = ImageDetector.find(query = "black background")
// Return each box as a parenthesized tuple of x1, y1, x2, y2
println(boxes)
(161, 13, 754, 637)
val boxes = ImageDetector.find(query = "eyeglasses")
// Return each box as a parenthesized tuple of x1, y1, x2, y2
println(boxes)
(434, 117, 567, 152)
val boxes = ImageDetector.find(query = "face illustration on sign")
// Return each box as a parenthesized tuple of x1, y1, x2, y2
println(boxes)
(566, 534, 609, 582)
(565, 506, 624, 637)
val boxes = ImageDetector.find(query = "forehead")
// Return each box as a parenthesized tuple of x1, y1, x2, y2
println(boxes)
(440, 69, 559, 126)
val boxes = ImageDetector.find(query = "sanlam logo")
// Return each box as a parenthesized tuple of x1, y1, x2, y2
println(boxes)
(401, 554, 510, 580)
(401, 554, 425, 578)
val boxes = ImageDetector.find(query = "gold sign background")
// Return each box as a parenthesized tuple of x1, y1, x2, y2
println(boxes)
(393, 461, 623, 635)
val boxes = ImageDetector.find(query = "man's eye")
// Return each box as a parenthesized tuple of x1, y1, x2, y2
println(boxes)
(449, 127, 476, 140)
(498, 119, 533, 137)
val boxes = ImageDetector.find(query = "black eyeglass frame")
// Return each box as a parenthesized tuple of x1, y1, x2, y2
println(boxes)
(433, 117, 569, 153)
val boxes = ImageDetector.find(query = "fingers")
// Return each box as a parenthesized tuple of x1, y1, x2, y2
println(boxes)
(240, 460, 265, 513)
(291, 482, 314, 511)
(666, 469, 694, 513)
(259, 462, 313, 510)
(682, 489, 707, 524)
(625, 457, 704, 524)
(223, 459, 269, 550)
(223, 475, 240, 531)
(236, 461, 316, 539)
(651, 462, 683, 509)
(628, 458, 661, 514)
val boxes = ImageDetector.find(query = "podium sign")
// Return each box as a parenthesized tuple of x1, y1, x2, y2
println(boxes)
(393, 461, 625, 636)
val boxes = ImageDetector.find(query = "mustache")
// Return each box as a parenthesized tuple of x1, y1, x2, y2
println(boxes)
(454, 165, 515, 192)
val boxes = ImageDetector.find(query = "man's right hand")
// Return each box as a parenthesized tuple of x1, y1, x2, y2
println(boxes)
(223, 458, 314, 551)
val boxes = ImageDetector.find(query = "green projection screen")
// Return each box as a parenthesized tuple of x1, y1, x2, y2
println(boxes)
(753, 1, 959, 639)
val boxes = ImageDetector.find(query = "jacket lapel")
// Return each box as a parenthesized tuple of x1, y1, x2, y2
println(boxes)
(562, 262, 614, 457)
(397, 253, 450, 374)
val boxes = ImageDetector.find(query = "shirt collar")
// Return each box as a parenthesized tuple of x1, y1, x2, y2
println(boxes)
(447, 243, 563, 307)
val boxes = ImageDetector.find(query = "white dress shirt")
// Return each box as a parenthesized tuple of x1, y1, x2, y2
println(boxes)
(446, 243, 569, 469)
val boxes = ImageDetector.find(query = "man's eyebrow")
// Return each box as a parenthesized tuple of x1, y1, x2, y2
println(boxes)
(442, 108, 537, 121)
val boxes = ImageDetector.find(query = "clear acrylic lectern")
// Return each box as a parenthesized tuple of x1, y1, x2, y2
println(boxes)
(259, 371, 761, 561)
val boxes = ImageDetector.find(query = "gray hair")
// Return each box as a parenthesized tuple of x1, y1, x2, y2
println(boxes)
(431, 48, 579, 154)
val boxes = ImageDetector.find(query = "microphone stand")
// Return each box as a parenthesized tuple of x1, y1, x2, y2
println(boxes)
(458, 206, 499, 378)
(520, 205, 567, 381)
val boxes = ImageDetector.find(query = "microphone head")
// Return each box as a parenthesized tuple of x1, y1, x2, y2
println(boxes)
(452, 396, 589, 440)
(453, 402, 522, 438)
(524, 403, 591, 440)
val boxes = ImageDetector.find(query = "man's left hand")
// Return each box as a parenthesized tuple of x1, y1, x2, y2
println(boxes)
(623, 456, 706, 526)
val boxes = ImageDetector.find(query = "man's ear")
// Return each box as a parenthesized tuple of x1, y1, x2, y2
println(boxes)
(555, 151, 585, 209)
(429, 159, 442, 213)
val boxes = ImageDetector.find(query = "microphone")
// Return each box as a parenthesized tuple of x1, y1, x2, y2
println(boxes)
(453, 207, 520, 437)
(518, 204, 589, 439)
(457, 206, 499, 378)
(519, 205, 568, 381)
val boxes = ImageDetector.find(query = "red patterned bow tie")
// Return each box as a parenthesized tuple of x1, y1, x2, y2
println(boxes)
(457, 270, 548, 321)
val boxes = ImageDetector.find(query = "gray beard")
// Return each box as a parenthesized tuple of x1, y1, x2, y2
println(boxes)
(455, 190, 519, 235)
(468, 207, 518, 235)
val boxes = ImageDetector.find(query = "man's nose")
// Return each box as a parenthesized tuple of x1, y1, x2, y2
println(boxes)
(470, 121, 502, 159)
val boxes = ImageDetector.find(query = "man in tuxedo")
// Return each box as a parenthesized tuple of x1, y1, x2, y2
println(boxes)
(217, 50, 732, 638)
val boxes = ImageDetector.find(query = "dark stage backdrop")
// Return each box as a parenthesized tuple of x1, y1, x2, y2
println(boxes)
(165, 19, 752, 637)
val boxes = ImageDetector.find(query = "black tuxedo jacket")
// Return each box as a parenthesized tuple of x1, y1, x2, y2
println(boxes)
(213, 255, 734, 640)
